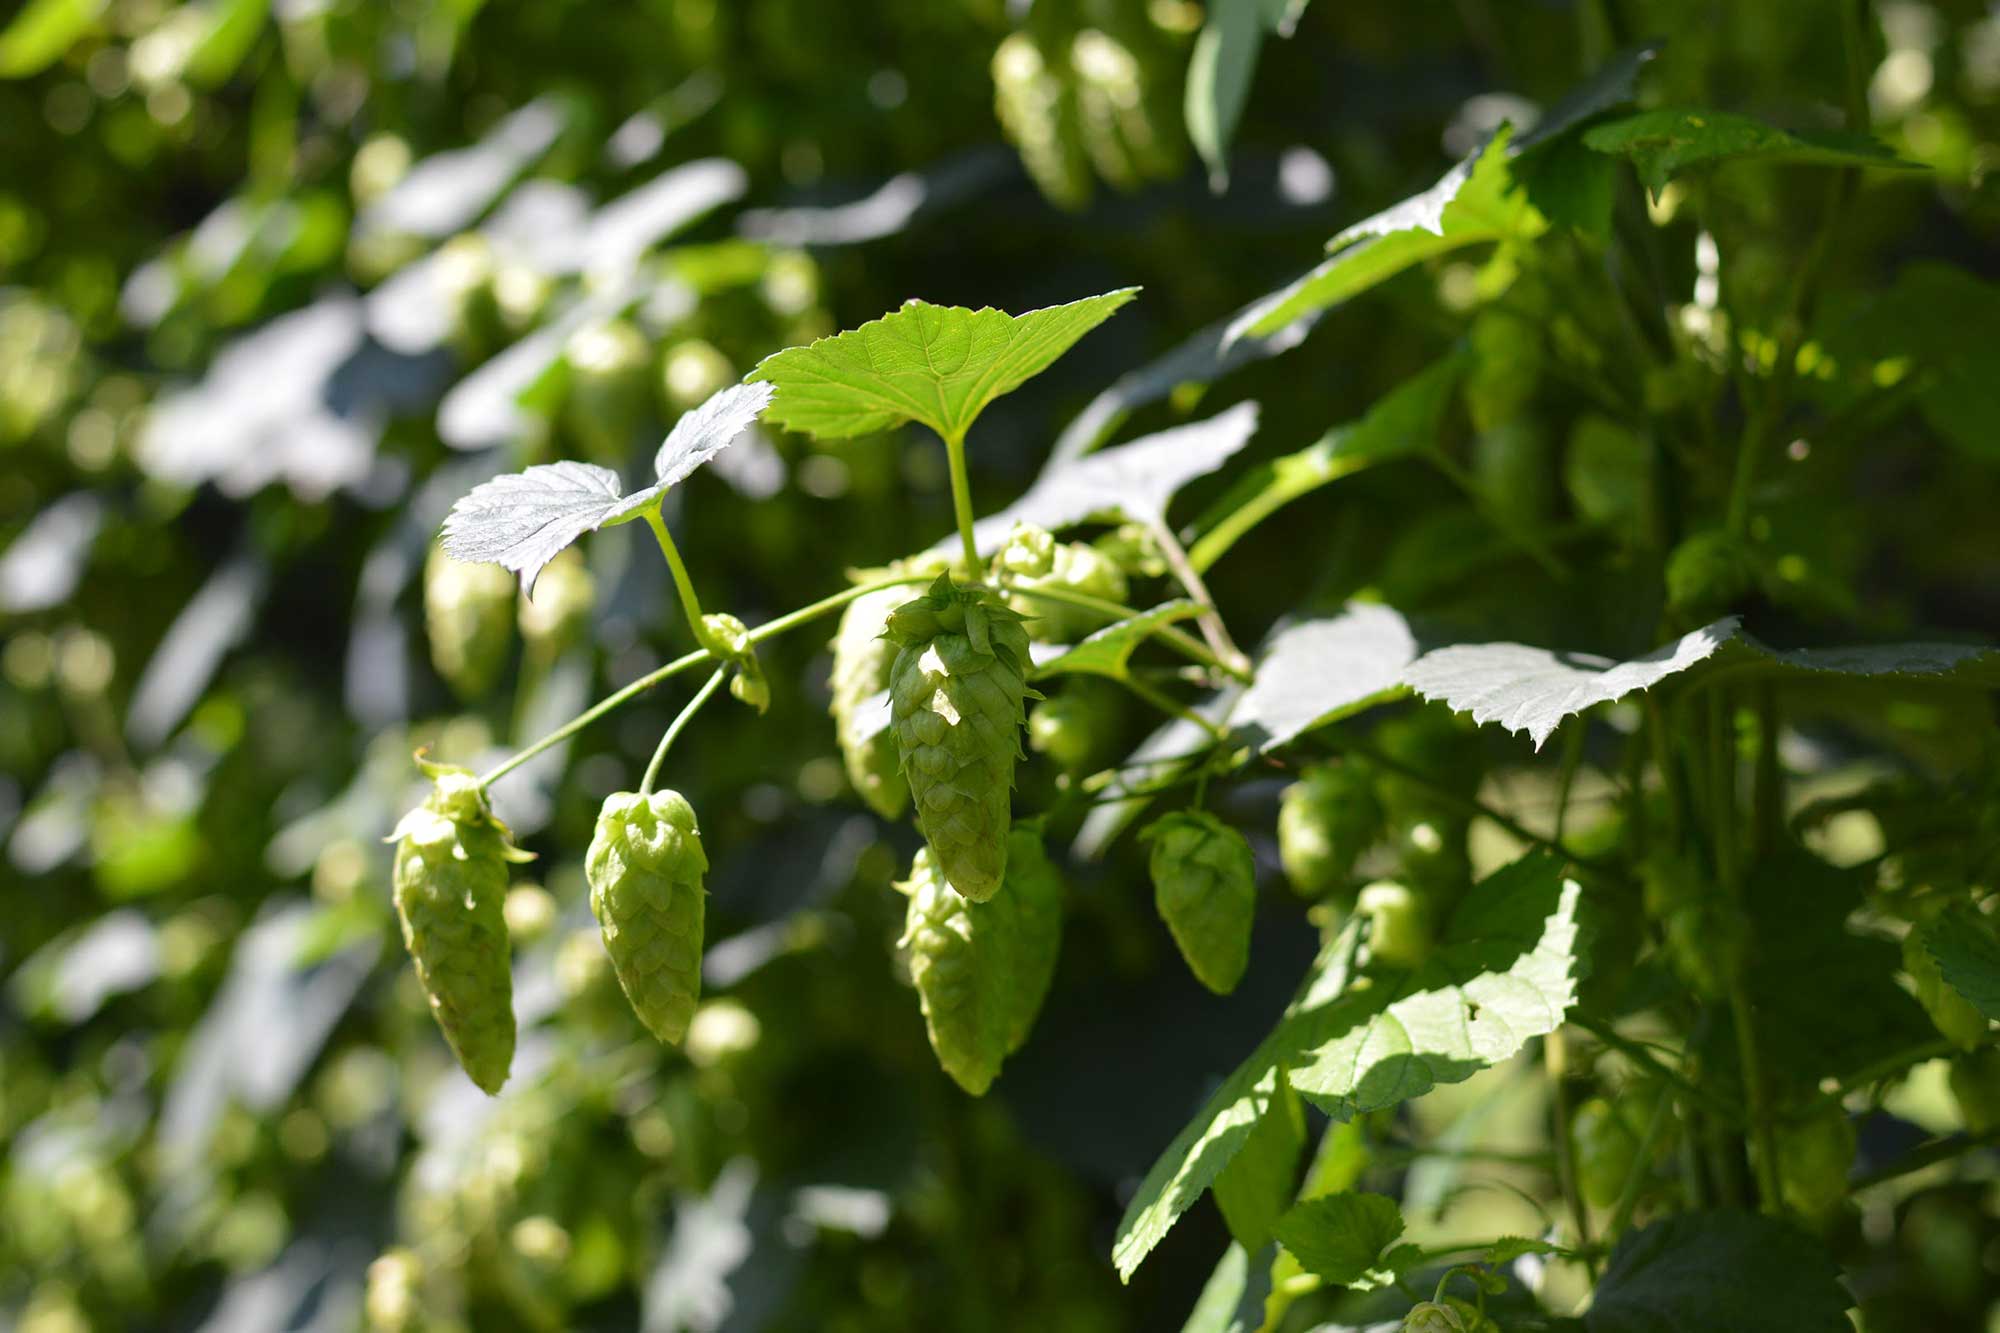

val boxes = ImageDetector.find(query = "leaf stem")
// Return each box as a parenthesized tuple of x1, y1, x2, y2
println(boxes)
(1148, 518, 1251, 676)
(641, 667, 726, 796)
(1606, 1086, 1677, 1241)
(941, 428, 983, 576)
(477, 572, 932, 788)
(644, 508, 710, 649)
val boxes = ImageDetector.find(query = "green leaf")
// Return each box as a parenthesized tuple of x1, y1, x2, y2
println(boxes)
(0, 0, 105, 78)
(1211, 1073, 1304, 1254)
(1920, 907, 2000, 1022)
(1404, 617, 2000, 750)
(749, 288, 1138, 443)
(1178, 1241, 1274, 1333)
(970, 403, 1260, 556)
(1583, 107, 1923, 197)
(1816, 264, 2000, 464)
(1225, 605, 1421, 753)
(1287, 851, 1582, 1118)
(1487, 1235, 1567, 1264)
(1269, 1192, 1404, 1286)
(185, 0, 269, 88)
(1231, 126, 1546, 342)
(1401, 618, 1739, 750)
(1112, 850, 1580, 1281)
(1185, 0, 1303, 190)
(1188, 354, 1465, 571)
(1111, 920, 1366, 1282)
(1584, 1211, 1852, 1332)
(440, 382, 772, 591)
(1032, 601, 1200, 682)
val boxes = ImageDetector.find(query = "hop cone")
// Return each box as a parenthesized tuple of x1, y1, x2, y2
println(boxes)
(389, 763, 527, 1093)
(1142, 810, 1256, 995)
(1277, 762, 1382, 899)
(898, 833, 1064, 1095)
(992, 32, 1091, 211)
(886, 575, 1034, 902)
(829, 559, 944, 818)
(585, 790, 708, 1045)
(423, 546, 515, 700)
(996, 522, 1128, 644)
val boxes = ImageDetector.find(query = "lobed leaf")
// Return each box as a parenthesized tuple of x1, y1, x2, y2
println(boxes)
(440, 382, 772, 592)
(749, 289, 1138, 443)
(1919, 907, 2000, 1022)
(1269, 1192, 1404, 1286)
(1031, 601, 1200, 682)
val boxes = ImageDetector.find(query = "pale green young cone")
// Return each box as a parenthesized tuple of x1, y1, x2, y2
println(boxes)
(830, 581, 920, 818)
(1141, 810, 1256, 995)
(585, 790, 708, 1045)
(897, 834, 1063, 1094)
(389, 764, 526, 1093)
(886, 575, 1034, 902)
(1277, 762, 1382, 899)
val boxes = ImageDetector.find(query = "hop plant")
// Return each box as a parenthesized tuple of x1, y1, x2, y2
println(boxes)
(389, 761, 531, 1093)
(424, 545, 515, 700)
(1027, 678, 1122, 773)
(897, 828, 1063, 1095)
(585, 790, 709, 1045)
(830, 559, 947, 818)
(886, 574, 1036, 902)
(992, 31, 1092, 211)
(996, 522, 1129, 643)
(1277, 762, 1383, 898)
(1902, 927, 1988, 1051)
(1141, 810, 1256, 994)
(1775, 1102, 1856, 1225)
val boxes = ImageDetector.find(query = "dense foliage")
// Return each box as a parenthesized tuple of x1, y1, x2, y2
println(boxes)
(7, 2, 2000, 1330)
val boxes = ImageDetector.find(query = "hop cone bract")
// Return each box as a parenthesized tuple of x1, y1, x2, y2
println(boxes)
(585, 790, 708, 1045)
(390, 763, 526, 1093)
(829, 558, 945, 818)
(886, 575, 1033, 902)
(1142, 810, 1256, 995)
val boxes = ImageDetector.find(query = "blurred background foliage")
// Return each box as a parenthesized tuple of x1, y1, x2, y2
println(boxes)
(5, 0, 2000, 1330)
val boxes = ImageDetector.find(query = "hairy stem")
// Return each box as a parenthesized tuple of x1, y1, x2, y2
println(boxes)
(641, 667, 726, 796)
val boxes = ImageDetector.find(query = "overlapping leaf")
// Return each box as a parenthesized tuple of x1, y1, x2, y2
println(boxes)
(1585, 1212, 1851, 1332)
(440, 381, 773, 592)
(749, 289, 1137, 442)
(1112, 851, 1580, 1281)
(1269, 1192, 1403, 1286)
(1919, 907, 2000, 1022)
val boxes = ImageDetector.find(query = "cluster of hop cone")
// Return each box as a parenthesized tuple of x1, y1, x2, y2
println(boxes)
(388, 523, 1268, 1097)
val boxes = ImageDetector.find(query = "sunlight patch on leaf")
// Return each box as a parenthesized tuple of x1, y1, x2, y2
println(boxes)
(1225, 605, 1421, 753)
(749, 289, 1137, 443)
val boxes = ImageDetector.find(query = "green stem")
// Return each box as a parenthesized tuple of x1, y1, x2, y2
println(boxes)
(1148, 519, 1251, 676)
(1571, 1015, 1743, 1124)
(941, 428, 982, 575)
(1606, 1087, 1677, 1240)
(1119, 674, 1226, 741)
(641, 667, 726, 796)
(1821, 1036, 1956, 1106)
(477, 572, 931, 788)
(644, 508, 710, 648)
(1547, 1031, 1594, 1261)
(1003, 585, 1247, 681)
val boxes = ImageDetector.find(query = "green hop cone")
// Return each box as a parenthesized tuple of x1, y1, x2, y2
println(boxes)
(1666, 528, 1756, 619)
(1027, 678, 1122, 774)
(1277, 762, 1383, 899)
(516, 548, 594, 659)
(1948, 1047, 2000, 1134)
(562, 318, 653, 463)
(585, 790, 709, 1045)
(1903, 928, 1989, 1051)
(1402, 1302, 1468, 1333)
(993, 31, 1092, 211)
(388, 761, 530, 1093)
(1141, 810, 1256, 994)
(828, 559, 946, 818)
(700, 612, 769, 714)
(897, 830, 1064, 1095)
(423, 545, 515, 700)
(996, 522, 1129, 643)
(1357, 880, 1432, 968)
(1775, 1102, 1856, 1225)
(886, 574, 1035, 902)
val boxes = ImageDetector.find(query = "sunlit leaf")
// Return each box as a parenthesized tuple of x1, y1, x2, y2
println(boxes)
(1032, 601, 1199, 681)
(750, 289, 1138, 443)
(1225, 605, 1421, 753)
(0, 0, 105, 77)
(1211, 1075, 1304, 1254)
(440, 382, 772, 591)
(1230, 127, 1545, 343)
